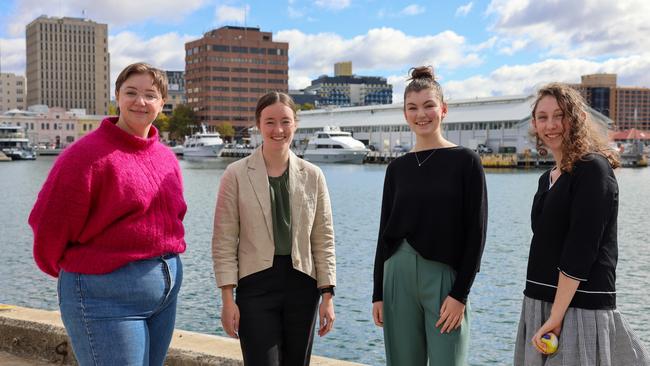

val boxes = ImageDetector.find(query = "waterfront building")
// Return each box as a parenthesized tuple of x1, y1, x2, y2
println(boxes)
(1, 106, 102, 148)
(184, 26, 289, 134)
(164, 71, 186, 116)
(304, 62, 392, 107)
(571, 74, 650, 130)
(26, 15, 110, 115)
(291, 94, 612, 154)
(0, 73, 27, 112)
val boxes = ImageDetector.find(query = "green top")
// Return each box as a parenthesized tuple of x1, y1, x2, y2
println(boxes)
(268, 168, 292, 255)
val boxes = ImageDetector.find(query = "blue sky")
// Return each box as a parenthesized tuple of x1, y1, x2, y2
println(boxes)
(1, 0, 649, 101)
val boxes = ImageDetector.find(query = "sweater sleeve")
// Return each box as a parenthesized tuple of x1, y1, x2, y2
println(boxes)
(212, 166, 241, 287)
(28, 152, 93, 278)
(310, 168, 337, 288)
(449, 153, 488, 304)
(559, 157, 616, 281)
(373, 164, 394, 302)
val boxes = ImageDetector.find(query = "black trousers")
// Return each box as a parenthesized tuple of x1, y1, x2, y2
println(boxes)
(236, 255, 320, 366)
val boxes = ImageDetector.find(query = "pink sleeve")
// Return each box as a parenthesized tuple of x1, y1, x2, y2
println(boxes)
(29, 153, 93, 277)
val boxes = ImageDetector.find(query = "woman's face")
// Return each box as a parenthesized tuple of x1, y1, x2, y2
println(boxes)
(258, 102, 296, 153)
(532, 95, 568, 155)
(115, 73, 164, 136)
(404, 89, 447, 138)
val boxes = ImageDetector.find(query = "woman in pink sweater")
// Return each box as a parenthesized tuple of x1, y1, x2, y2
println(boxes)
(29, 62, 187, 366)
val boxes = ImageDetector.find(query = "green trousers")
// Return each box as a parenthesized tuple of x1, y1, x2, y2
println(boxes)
(383, 241, 470, 366)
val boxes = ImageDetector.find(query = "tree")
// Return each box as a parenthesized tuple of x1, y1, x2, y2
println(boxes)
(153, 113, 170, 132)
(216, 122, 236, 142)
(168, 104, 197, 141)
(300, 102, 315, 111)
(108, 102, 118, 116)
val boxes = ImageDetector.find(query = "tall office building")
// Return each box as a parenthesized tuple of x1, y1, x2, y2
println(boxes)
(185, 26, 289, 132)
(571, 73, 650, 130)
(304, 62, 392, 107)
(163, 70, 186, 115)
(26, 16, 110, 115)
(0, 73, 27, 112)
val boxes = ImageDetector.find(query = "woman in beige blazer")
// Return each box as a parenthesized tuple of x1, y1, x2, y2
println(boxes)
(212, 91, 336, 366)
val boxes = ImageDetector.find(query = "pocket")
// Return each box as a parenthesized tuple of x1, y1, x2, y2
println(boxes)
(57, 272, 62, 306)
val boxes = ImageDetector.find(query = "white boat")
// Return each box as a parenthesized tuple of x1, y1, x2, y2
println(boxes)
(0, 124, 36, 160)
(303, 126, 369, 164)
(183, 126, 224, 158)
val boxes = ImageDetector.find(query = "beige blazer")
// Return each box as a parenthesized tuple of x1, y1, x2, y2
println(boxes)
(212, 146, 336, 288)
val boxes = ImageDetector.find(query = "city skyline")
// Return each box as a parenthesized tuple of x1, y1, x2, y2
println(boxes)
(0, 0, 649, 102)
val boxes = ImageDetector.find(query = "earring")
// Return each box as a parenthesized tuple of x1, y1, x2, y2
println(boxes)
(536, 135, 548, 156)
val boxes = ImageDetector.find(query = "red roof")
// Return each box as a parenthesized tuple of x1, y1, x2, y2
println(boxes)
(610, 128, 650, 140)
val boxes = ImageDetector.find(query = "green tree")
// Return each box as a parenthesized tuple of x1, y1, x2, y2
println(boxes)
(300, 102, 315, 111)
(108, 102, 118, 116)
(216, 122, 236, 142)
(153, 113, 170, 132)
(168, 104, 197, 141)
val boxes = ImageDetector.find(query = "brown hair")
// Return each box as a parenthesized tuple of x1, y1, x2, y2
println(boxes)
(532, 82, 619, 171)
(115, 62, 168, 100)
(254, 91, 297, 126)
(403, 66, 445, 105)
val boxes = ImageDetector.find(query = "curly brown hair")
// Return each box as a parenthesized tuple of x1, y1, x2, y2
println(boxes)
(532, 83, 619, 171)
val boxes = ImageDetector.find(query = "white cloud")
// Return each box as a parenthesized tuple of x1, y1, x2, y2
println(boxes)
(498, 38, 528, 55)
(400, 4, 425, 16)
(486, 0, 650, 57)
(109, 31, 196, 95)
(3, 0, 209, 37)
(215, 4, 251, 24)
(288, 6, 303, 18)
(443, 55, 650, 99)
(314, 0, 350, 10)
(275, 27, 484, 90)
(0, 38, 26, 75)
(455, 2, 474, 17)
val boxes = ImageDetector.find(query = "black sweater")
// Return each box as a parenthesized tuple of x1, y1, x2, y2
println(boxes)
(372, 146, 488, 304)
(524, 154, 618, 310)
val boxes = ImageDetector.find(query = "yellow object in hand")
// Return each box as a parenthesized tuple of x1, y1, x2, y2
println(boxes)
(541, 333, 558, 354)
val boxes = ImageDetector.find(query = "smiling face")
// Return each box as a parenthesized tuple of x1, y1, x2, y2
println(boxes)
(258, 102, 296, 154)
(404, 88, 447, 138)
(115, 72, 165, 137)
(532, 95, 568, 157)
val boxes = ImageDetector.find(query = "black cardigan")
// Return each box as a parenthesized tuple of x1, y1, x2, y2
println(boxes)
(373, 146, 488, 304)
(524, 154, 618, 309)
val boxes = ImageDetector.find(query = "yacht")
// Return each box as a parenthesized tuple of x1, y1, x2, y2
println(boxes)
(0, 124, 36, 160)
(183, 126, 225, 158)
(303, 126, 369, 164)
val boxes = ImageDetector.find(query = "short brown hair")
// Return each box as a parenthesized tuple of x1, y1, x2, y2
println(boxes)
(115, 62, 168, 100)
(254, 91, 297, 126)
(532, 82, 619, 171)
(403, 66, 444, 105)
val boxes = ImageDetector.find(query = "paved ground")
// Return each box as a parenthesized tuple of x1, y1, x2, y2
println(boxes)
(0, 351, 53, 365)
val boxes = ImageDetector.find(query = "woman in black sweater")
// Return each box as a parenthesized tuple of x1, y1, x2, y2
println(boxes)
(514, 83, 649, 365)
(372, 66, 487, 365)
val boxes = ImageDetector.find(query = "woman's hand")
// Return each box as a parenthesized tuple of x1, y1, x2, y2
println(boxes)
(435, 296, 465, 333)
(372, 301, 383, 327)
(532, 315, 562, 354)
(318, 294, 335, 337)
(220, 285, 239, 339)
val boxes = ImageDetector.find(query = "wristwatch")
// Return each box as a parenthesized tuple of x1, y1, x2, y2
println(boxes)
(319, 286, 335, 297)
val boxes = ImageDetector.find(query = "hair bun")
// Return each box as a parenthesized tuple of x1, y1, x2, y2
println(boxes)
(409, 66, 435, 81)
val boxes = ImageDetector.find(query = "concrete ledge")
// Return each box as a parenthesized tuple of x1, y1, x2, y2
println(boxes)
(0, 305, 366, 366)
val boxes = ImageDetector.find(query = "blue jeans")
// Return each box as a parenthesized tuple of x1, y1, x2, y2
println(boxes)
(58, 254, 182, 366)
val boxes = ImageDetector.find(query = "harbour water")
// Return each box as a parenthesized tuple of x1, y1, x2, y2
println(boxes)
(1, 156, 649, 365)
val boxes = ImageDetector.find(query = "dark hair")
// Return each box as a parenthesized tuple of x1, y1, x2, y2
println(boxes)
(115, 62, 168, 100)
(254, 91, 297, 126)
(532, 82, 620, 171)
(403, 66, 444, 104)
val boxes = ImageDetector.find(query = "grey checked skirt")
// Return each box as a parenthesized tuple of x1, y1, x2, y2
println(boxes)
(514, 296, 650, 366)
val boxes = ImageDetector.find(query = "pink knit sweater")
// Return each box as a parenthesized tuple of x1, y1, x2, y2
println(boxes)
(29, 117, 187, 277)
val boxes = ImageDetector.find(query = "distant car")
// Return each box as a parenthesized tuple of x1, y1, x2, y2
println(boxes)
(235, 144, 244, 149)
(392, 145, 410, 153)
(476, 144, 493, 154)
